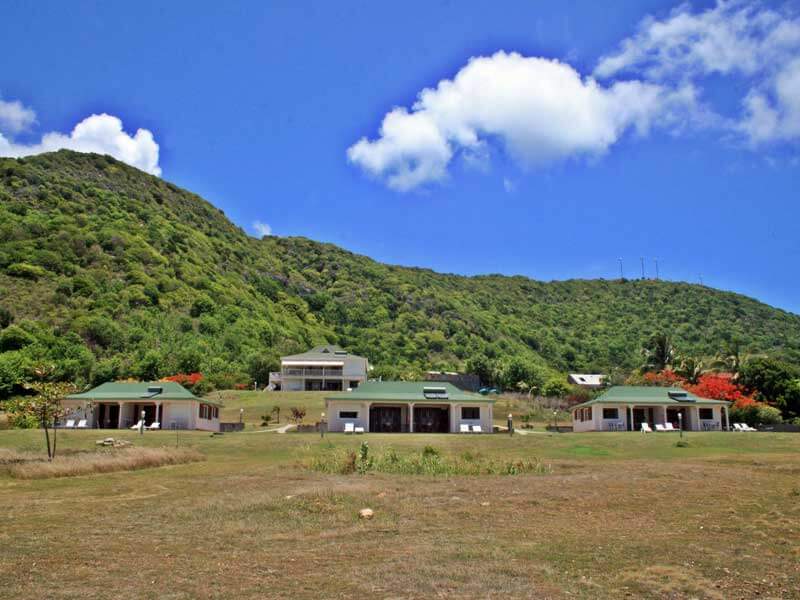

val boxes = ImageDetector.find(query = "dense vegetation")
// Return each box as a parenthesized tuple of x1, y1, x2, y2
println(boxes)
(1, 150, 799, 397)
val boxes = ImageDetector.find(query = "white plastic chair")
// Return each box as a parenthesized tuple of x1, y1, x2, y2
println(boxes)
(733, 423, 744, 431)
(640, 423, 653, 433)
(459, 424, 470, 433)
(471, 425, 483, 433)
(354, 426, 365, 434)
(76, 419, 88, 429)
(344, 422, 355, 434)
(655, 424, 666, 432)
(742, 423, 757, 432)
(129, 420, 143, 431)
(64, 419, 76, 428)
(664, 422, 676, 432)
(147, 422, 160, 430)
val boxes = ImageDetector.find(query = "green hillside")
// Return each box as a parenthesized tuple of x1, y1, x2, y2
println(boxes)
(1, 150, 798, 394)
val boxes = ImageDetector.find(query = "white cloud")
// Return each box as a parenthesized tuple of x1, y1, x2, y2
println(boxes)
(0, 96, 36, 134)
(347, 51, 691, 191)
(0, 112, 161, 175)
(595, 1, 800, 145)
(252, 221, 273, 237)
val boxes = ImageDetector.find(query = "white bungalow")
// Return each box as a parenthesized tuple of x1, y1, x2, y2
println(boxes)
(63, 381, 221, 432)
(325, 381, 495, 433)
(572, 386, 731, 432)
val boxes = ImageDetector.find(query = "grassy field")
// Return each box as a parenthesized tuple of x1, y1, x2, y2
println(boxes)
(0, 423, 798, 599)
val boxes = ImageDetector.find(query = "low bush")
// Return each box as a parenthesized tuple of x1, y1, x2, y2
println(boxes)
(2, 447, 205, 479)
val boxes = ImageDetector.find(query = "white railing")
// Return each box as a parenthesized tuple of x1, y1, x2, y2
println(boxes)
(282, 368, 344, 377)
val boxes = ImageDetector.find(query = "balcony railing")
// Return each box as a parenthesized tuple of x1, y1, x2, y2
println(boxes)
(282, 368, 344, 377)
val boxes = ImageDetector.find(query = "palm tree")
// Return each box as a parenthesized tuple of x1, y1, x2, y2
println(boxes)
(641, 333, 675, 372)
(675, 355, 704, 384)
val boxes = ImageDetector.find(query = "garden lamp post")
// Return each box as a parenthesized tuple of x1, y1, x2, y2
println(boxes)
(508, 413, 513, 437)
(678, 412, 683, 439)
(553, 409, 558, 432)
(321, 412, 326, 438)
(140, 409, 146, 435)
(239, 408, 244, 425)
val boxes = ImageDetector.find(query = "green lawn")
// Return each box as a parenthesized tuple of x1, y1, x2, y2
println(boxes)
(1, 426, 798, 599)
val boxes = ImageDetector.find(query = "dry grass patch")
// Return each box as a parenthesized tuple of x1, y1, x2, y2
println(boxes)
(3, 446, 205, 479)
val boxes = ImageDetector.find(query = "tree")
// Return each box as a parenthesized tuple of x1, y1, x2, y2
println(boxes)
(641, 333, 675, 372)
(542, 379, 571, 398)
(739, 357, 798, 404)
(465, 354, 494, 387)
(289, 406, 306, 424)
(674, 356, 705, 384)
(17, 367, 75, 460)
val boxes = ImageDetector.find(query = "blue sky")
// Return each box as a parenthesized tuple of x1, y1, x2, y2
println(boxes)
(1, 0, 799, 314)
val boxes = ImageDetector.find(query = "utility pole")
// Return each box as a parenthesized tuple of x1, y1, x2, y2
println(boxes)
(618, 258, 624, 279)
(654, 258, 659, 280)
(640, 257, 645, 279)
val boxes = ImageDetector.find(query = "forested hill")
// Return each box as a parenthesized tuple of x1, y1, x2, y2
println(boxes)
(1, 150, 798, 392)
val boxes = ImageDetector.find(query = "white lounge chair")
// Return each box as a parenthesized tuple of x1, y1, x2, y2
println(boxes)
(129, 420, 144, 431)
(664, 422, 676, 432)
(354, 426, 365, 434)
(64, 419, 75, 429)
(147, 422, 160, 430)
(459, 424, 470, 433)
(344, 422, 355, 434)
(655, 424, 666, 432)
(733, 423, 744, 431)
(641, 423, 653, 433)
(741, 423, 757, 432)
(471, 425, 483, 433)
(76, 419, 88, 429)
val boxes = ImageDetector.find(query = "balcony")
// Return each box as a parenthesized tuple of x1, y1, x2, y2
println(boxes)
(282, 367, 344, 377)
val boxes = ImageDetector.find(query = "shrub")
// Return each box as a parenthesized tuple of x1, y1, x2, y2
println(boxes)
(0, 306, 13, 329)
(5, 262, 47, 280)
(190, 296, 215, 318)
(0, 325, 35, 352)
(730, 402, 783, 427)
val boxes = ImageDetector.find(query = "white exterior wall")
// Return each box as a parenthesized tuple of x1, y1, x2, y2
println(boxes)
(451, 403, 493, 433)
(163, 402, 193, 430)
(60, 399, 218, 431)
(326, 400, 370, 432)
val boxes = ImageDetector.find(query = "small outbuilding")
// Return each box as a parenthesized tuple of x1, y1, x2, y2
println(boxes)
(567, 373, 606, 389)
(572, 386, 731, 432)
(63, 381, 221, 431)
(325, 381, 494, 433)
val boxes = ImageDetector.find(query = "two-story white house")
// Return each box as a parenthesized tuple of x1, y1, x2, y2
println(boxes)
(276, 345, 368, 392)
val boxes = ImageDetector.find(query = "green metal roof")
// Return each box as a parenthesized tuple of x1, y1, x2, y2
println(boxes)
(572, 386, 731, 409)
(326, 381, 493, 403)
(282, 344, 367, 363)
(65, 381, 213, 403)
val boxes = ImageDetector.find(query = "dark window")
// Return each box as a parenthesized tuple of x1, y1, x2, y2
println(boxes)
(349, 380, 359, 389)
(461, 407, 480, 420)
(699, 408, 714, 420)
(339, 411, 358, 419)
(212, 406, 218, 419)
(602, 408, 619, 420)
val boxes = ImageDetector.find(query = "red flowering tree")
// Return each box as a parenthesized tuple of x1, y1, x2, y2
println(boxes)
(162, 372, 204, 388)
(685, 373, 757, 408)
